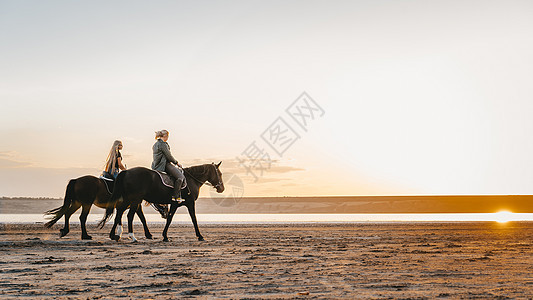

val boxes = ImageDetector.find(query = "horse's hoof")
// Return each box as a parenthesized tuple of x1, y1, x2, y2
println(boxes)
(198, 236, 205, 241)
(82, 235, 93, 240)
(163, 237, 169, 242)
(59, 229, 68, 238)
(145, 235, 153, 240)
(110, 235, 120, 241)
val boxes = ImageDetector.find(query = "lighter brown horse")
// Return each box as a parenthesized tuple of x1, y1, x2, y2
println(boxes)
(45, 175, 165, 240)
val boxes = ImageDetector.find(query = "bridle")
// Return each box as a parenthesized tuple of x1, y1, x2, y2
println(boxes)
(210, 163, 224, 190)
(182, 163, 223, 190)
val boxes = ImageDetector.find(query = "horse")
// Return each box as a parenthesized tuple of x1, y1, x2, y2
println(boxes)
(44, 175, 167, 240)
(98, 162, 224, 242)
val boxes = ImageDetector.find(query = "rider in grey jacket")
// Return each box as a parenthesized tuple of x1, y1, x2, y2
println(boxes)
(152, 130, 186, 201)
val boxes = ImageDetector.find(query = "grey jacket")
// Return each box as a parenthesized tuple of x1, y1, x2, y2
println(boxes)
(151, 139, 178, 171)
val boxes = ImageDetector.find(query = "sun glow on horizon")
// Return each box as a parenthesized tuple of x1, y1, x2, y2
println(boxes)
(492, 211, 515, 223)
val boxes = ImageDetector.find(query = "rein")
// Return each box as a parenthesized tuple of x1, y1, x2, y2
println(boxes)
(183, 164, 222, 189)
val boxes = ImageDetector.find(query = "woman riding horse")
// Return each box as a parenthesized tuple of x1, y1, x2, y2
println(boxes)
(103, 140, 126, 179)
(152, 130, 186, 202)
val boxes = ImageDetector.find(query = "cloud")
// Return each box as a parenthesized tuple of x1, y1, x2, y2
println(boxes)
(185, 157, 307, 196)
(0, 166, 100, 197)
(0, 158, 31, 168)
(0, 151, 33, 168)
(252, 177, 288, 184)
(186, 157, 304, 174)
(268, 165, 304, 173)
(0, 151, 17, 158)
(280, 182, 302, 187)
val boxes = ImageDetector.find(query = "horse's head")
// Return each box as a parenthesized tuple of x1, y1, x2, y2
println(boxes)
(209, 161, 225, 193)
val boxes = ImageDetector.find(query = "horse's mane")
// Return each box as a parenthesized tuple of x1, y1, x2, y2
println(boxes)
(184, 164, 212, 176)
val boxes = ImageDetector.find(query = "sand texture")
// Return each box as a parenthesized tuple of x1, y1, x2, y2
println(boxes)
(0, 222, 531, 299)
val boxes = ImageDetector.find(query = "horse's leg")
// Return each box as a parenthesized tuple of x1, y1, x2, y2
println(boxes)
(162, 202, 179, 242)
(187, 203, 204, 241)
(110, 204, 127, 241)
(136, 205, 153, 239)
(127, 204, 138, 242)
(117, 218, 123, 238)
(60, 201, 81, 238)
(79, 204, 92, 240)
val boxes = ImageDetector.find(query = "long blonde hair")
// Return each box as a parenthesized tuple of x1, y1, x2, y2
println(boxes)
(104, 140, 122, 174)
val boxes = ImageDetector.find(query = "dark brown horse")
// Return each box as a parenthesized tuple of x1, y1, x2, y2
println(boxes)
(99, 162, 224, 242)
(45, 175, 165, 240)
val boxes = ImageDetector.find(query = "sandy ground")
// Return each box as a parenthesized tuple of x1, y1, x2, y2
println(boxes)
(0, 222, 531, 299)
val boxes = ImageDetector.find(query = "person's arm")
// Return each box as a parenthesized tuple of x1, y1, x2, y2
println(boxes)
(117, 157, 127, 171)
(160, 143, 178, 165)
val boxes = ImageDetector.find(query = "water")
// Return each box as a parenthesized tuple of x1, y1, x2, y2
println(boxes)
(1, 213, 532, 224)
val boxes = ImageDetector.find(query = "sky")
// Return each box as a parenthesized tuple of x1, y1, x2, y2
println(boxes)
(1, 0, 533, 198)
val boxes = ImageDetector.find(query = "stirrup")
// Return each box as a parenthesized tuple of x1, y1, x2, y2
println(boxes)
(171, 197, 185, 204)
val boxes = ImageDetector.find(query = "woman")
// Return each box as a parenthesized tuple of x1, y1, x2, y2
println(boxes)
(152, 130, 186, 201)
(103, 140, 126, 179)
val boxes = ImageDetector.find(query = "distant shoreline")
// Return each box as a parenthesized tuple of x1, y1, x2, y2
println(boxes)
(1, 195, 532, 214)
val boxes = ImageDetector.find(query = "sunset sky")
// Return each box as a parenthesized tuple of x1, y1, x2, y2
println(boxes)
(1, 1, 533, 198)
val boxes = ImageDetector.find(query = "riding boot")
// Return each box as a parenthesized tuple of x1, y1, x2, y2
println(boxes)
(171, 178, 183, 202)
(172, 184, 181, 200)
(165, 163, 186, 202)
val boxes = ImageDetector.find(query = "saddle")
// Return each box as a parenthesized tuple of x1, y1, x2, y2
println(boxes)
(154, 170, 187, 190)
(99, 175, 115, 194)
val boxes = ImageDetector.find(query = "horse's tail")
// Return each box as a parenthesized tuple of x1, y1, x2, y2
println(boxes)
(97, 204, 115, 229)
(97, 171, 126, 228)
(44, 179, 76, 228)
